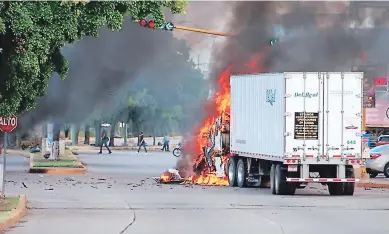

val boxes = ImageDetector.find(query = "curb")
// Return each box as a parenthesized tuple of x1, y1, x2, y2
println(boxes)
(29, 153, 87, 175)
(69, 146, 177, 152)
(356, 182, 389, 188)
(29, 167, 87, 174)
(70, 148, 170, 152)
(0, 195, 27, 232)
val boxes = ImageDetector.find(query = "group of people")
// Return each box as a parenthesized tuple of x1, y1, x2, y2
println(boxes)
(137, 132, 171, 153)
(97, 124, 171, 154)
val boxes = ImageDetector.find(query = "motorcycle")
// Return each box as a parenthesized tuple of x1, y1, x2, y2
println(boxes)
(172, 142, 181, 157)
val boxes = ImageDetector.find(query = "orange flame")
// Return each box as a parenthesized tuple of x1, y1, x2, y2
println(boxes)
(160, 172, 174, 183)
(184, 54, 267, 186)
(157, 52, 268, 186)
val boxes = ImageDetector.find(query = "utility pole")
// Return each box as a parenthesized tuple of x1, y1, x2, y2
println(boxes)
(1, 132, 7, 197)
(361, 51, 367, 133)
(123, 123, 128, 146)
(197, 53, 200, 69)
(71, 124, 77, 146)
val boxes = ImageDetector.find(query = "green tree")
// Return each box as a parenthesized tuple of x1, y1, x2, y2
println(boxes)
(0, 1, 187, 116)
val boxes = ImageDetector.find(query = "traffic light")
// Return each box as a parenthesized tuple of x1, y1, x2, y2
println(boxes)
(163, 22, 174, 31)
(269, 38, 279, 46)
(138, 19, 156, 29)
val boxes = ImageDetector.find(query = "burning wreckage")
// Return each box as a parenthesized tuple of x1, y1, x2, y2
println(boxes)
(155, 57, 264, 187)
(155, 111, 231, 186)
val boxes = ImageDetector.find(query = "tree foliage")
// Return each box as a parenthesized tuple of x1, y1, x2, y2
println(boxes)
(116, 37, 208, 137)
(0, 1, 186, 116)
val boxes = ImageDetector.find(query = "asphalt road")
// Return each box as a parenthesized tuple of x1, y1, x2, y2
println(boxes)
(3, 150, 389, 234)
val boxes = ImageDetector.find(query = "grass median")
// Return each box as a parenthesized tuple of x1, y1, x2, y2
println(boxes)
(0, 196, 20, 221)
(31, 151, 84, 168)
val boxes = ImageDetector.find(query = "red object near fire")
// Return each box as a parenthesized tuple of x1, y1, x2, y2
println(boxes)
(0, 114, 18, 133)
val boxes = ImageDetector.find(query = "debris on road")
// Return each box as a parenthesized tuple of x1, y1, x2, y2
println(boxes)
(153, 169, 184, 183)
(65, 177, 75, 181)
(154, 168, 229, 186)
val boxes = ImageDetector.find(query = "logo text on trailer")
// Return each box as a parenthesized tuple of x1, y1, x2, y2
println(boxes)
(294, 92, 318, 98)
(345, 125, 358, 130)
(266, 89, 276, 106)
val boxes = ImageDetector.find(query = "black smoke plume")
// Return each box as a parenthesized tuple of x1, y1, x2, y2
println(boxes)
(208, 1, 368, 86)
(19, 17, 206, 134)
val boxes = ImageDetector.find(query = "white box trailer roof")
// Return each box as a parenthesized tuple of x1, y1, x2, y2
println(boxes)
(230, 72, 363, 162)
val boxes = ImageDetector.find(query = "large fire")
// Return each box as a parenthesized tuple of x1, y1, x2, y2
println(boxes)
(157, 53, 268, 186)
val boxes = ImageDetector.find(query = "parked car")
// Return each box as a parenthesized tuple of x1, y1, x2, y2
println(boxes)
(375, 135, 389, 146)
(366, 144, 389, 178)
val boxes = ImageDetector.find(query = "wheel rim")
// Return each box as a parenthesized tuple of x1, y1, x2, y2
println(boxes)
(386, 167, 389, 176)
(237, 161, 244, 184)
(228, 161, 235, 182)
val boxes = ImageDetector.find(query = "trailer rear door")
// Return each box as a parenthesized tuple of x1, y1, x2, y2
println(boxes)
(324, 72, 363, 160)
(284, 72, 323, 160)
(284, 72, 363, 161)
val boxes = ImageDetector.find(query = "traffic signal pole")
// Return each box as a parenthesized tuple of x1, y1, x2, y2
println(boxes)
(174, 25, 232, 37)
(135, 19, 232, 37)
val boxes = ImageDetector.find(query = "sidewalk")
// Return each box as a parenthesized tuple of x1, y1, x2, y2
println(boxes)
(357, 177, 389, 188)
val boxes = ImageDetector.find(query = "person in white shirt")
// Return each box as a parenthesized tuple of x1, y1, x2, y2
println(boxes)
(161, 134, 170, 151)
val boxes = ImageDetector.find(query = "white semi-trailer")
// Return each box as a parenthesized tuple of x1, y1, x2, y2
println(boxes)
(219, 72, 363, 195)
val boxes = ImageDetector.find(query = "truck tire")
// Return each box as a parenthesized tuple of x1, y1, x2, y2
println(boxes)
(227, 157, 238, 187)
(328, 183, 343, 195)
(275, 164, 295, 195)
(237, 158, 247, 188)
(270, 164, 276, 194)
(343, 167, 355, 196)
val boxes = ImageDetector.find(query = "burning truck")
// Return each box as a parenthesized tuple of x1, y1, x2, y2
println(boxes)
(158, 57, 364, 196)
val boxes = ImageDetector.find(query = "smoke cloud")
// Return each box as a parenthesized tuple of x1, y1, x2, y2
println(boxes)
(209, 1, 361, 84)
(19, 17, 207, 134)
(208, 1, 389, 81)
(168, 1, 232, 49)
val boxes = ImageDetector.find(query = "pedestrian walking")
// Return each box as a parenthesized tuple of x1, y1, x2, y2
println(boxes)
(137, 132, 147, 154)
(161, 134, 170, 151)
(98, 125, 112, 154)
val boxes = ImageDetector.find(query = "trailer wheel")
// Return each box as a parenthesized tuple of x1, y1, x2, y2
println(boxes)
(343, 167, 355, 196)
(237, 158, 247, 188)
(328, 183, 343, 196)
(275, 164, 295, 195)
(227, 157, 237, 187)
(270, 164, 276, 194)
